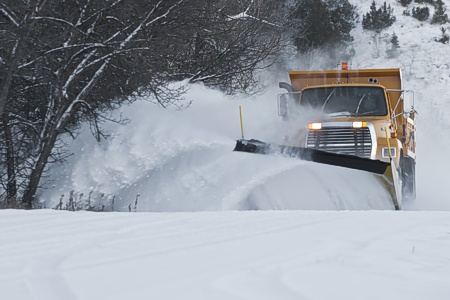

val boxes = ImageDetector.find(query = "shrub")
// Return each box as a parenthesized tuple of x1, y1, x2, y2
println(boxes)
(431, 0, 449, 24)
(412, 6, 430, 21)
(435, 27, 450, 43)
(387, 32, 400, 58)
(414, 0, 435, 5)
(399, 0, 413, 6)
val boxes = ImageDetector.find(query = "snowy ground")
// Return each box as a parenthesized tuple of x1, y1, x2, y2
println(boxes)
(4, 0, 450, 299)
(2, 209, 450, 300)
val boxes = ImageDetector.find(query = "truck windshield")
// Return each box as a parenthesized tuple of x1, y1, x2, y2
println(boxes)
(300, 86, 388, 116)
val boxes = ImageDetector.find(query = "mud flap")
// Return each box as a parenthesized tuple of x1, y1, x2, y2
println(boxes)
(234, 139, 401, 210)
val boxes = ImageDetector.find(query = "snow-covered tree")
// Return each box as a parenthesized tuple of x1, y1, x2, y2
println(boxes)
(289, 0, 358, 53)
(431, 0, 449, 24)
(399, 0, 413, 6)
(362, 1, 396, 32)
(391, 32, 400, 49)
(435, 26, 450, 43)
(412, 6, 430, 21)
(0, 0, 285, 208)
(414, 0, 435, 5)
(387, 32, 400, 58)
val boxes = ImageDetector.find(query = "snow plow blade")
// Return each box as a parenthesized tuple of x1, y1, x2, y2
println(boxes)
(234, 139, 400, 210)
(234, 139, 390, 174)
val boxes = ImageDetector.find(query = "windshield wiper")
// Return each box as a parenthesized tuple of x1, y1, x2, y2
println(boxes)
(359, 110, 378, 116)
(355, 94, 366, 113)
(324, 112, 359, 117)
(321, 89, 335, 112)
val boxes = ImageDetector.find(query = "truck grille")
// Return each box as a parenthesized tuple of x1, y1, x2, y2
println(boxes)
(307, 127, 372, 158)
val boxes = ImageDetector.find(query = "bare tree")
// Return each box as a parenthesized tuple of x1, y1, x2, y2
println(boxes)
(0, 0, 285, 208)
(168, 0, 285, 94)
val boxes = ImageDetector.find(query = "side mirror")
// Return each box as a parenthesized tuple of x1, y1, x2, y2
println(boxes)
(403, 90, 416, 114)
(278, 94, 288, 117)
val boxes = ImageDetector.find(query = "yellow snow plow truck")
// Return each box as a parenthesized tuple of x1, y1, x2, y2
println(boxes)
(234, 64, 417, 210)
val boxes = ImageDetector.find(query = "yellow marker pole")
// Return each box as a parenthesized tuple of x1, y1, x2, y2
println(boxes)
(385, 126, 392, 159)
(239, 106, 245, 139)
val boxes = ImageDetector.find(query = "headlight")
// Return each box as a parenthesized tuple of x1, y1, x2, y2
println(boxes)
(308, 122, 322, 130)
(352, 121, 367, 128)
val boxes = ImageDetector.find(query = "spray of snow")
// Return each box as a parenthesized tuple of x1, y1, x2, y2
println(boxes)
(39, 82, 394, 211)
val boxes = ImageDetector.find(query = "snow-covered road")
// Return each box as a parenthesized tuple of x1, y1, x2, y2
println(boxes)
(2, 209, 450, 300)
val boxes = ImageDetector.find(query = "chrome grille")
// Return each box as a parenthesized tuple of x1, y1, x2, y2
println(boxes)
(307, 127, 372, 158)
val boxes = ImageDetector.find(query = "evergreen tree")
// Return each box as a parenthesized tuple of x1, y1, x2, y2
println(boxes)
(399, 0, 413, 7)
(435, 27, 450, 43)
(391, 32, 400, 49)
(290, 0, 358, 53)
(381, 2, 397, 28)
(412, 6, 430, 21)
(362, 1, 396, 32)
(414, 0, 435, 5)
(387, 32, 400, 58)
(329, 1, 358, 44)
(362, 1, 381, 30)
(431, 0, 449, 24)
